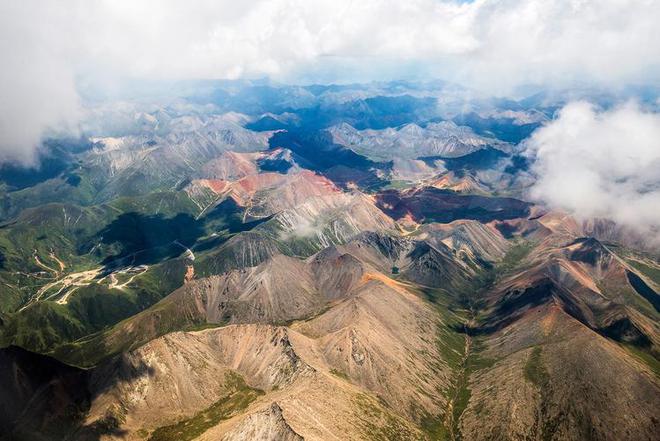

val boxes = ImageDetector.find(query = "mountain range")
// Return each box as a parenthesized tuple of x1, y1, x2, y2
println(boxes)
(0, 80, 658, 441)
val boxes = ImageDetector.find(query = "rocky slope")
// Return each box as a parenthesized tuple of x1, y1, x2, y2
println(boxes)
(454, 219, 660, 441)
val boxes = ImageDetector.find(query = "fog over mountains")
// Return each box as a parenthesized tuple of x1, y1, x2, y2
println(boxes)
(0, 2, 659, 441)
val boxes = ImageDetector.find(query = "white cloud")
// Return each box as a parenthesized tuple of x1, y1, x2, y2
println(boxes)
(1, 0, 659, 164)
(0, 3, 81, 165)
(456, 0, 660, 94)
(525, 101, 660, 239)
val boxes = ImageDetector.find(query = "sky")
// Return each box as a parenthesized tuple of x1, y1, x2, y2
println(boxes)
(0, 0, 659, 234)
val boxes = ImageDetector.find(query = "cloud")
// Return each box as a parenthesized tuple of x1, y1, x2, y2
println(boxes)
(455, 0, 660, 94)
(1, 0, 659, 164)
(525, 101, 660, 239)
(0, 3, 81, 165)
(74, 0, 659, 88)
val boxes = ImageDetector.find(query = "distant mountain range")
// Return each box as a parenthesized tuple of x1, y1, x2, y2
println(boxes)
(329, 121, 509, 161)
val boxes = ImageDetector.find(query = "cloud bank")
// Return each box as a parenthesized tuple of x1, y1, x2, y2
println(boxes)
(526, 101, 660, 239)
(1, 0, 659, 164)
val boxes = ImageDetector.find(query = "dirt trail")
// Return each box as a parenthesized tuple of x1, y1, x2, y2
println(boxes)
(48, 251, 66, 272)
(107, 266, 149, 290)
(33, 253, 59, 274)
(20, 268, 103, 311)
(56, 287, 79, 305)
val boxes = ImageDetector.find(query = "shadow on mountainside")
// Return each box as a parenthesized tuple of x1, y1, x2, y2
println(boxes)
(268, 129, 389, 190)
(375, 187, 531, 223)
(96, 212, 205, 267)
(0, 345, 156, 441)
